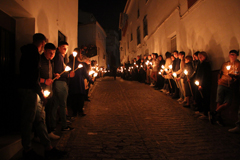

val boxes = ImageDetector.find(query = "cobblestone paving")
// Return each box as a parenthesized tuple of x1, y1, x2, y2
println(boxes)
(57, 77, 240, 160)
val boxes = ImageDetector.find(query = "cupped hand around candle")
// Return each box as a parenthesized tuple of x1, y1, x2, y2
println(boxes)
(69, 71, 75, 78)
(45, 79, 53, 86)
(54, 73, 60, 79)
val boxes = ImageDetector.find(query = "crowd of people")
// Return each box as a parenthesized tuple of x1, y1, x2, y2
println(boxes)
(118, 49, 240, 133)
(18, 33, 98, 160)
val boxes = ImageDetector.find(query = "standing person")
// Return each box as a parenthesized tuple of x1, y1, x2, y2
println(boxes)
(171, 51, 180, 99)
(39, 43, 60, 139)
(52, 41, 74, 131)
(178, 55, 194, 108)
(68, 48, 94, 117)
(194, 52, 212, 119)
(210, 50, 240, 125)
(19, 33, 66, 160)
(150, 53, 159, 87)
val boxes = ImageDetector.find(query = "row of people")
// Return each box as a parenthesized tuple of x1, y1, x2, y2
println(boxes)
(119, 49, 240, 133)
(18, 33, 95, 160)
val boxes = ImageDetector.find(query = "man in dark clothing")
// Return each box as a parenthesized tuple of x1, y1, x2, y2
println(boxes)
(39, 43, 60, 140)
(171, 51, 181, 99)
(19, 33, 66, 160)
(52, 41, 74, 131)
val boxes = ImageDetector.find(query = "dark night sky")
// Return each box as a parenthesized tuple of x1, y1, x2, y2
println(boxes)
(78, 0, 127, 31)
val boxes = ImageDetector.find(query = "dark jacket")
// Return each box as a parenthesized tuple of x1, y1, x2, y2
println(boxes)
(19, 44, 43, 98)
(53, 51, 68, 82)
(67, 59, 94, 95)
(40, 54, 54, 94)
(195, 61, 212, 94)
(181, 62, 194, 82)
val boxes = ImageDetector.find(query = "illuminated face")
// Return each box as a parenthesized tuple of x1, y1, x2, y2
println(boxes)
(198, 54, 206, 62)
(44, 49, 56, 60)
(171, 56, 175, 61)
(173, 52, 178, 58)
(39, 40, 46, 54)
(58, 44, 68, 56)
(185, 58, 189, 63)
(193, 55, 198, 60)
(229, 53, 237, 62)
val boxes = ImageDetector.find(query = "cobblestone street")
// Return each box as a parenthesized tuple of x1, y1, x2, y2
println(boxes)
(57, 76, 240, 160)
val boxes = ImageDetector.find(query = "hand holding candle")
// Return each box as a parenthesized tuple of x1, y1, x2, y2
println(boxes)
(43, 90, 51, 98)
(52, 66, 71, 81)
(195, 80, 203, 98)
(74, 64, 83, 72)
(184, 69, 193, 96)
(226, 65, 231, 87)
(72, 51, 77, 70)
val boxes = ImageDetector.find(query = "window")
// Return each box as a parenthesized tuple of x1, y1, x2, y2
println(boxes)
(58, 31, 66, 44)
(188, 0, 198, 9)
(171, 35, 177, 53)
(143, 15, 148, 37)
(130, 32, 133, 41)
(137, 8, 140, 18)
(137, 26, 141, 45)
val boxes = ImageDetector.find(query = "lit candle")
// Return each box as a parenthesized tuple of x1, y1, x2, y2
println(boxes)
(93, 73, 98, 77)
(72, 51, 77, 70)
(169, 65, 172, 70)
(226, 64, 231, 87)
(89, 70, 95, 75)
(52, 66, 71, 81)
(195, 80, 203, 98)
(184, 69, 193, 96)
(134, 62, 136, 65)
(173, 73, 177, 78)
(136, 65, 138, 68)
(159, 71, 162, 75)
(141, 65, 143, 68)
(150, 62, 152, 65)
(74, 64, 83, 72)
(161, 65, 165, 69)
(43, 90, 50, 98)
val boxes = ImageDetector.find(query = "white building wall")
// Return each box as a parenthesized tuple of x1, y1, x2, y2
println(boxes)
(0, 0, 78, 72)
(96, 23, 107, 68)
(120, 0, 240, 70)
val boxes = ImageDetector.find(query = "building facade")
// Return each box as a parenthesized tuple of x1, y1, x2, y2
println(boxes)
(106, 30, 120, 69)
(119, 0, 240, 71)
(78, 10, 107, 68)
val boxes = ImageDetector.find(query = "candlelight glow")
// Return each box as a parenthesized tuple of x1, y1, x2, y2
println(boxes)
(93, 73, 98, 77)
(173, 73, 177, 77)
(184, 70, 188, 75)
(169, 65, 172, 69)
(72, 51, 77, 57)
(195, 80, 199, 86)
(134, 62, 136, 65)
(78, 64, 83, 68)
(160, 69, 163, 72)
(150, 62, 152, 65)
(89, 70, 95, 75)
(43, 90, 50, 97)
(136, 65, 138, 68)
(159, 72, 162, 75)
(226, 65, 231, 70)
(161, 65, 165, 69)
(65, 66, 71, 72)
(165, 68, 168, 72)
(141, 65, 143, 68)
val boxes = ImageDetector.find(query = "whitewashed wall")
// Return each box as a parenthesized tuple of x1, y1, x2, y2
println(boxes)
(120, 0, 240, 70)
(0, 0, 78, 72)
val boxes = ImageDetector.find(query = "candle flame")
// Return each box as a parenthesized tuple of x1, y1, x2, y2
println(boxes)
(184, 70, 188, 75)
(226, 65, 231, 70)
(195, 80, 199, 86)
(78, 64, 83, 68)
(65, 66, 71, 72)
(169, 65, 172, 69)
(43, 90, 50, 97)
(161, 65, 165, 69)
(93, 73, 98, 77)
(141, 65, 143, 68)
(72, 51, 77, 57)
(159, 72, 162, 75)
(89, 70, 95, 75)
(173, 73, 177, 77)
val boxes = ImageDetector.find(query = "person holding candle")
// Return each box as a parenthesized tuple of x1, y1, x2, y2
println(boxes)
(175, 51, 186, 104)
(177, 55, 194, 108)
(67, 48, 94, 117)
(209, 50, 240, 126)
(194, 51, 212, 120)
(52, 41, 75, 131)
(154, 55, 165, 90)
(145, 55, 152, 84)
(39, 43, 61, 140)
(160, 52, 172, 94)
(150, 53, 159, 87)
(19, 34, 67, 159)
(171, 51, 181, 99)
